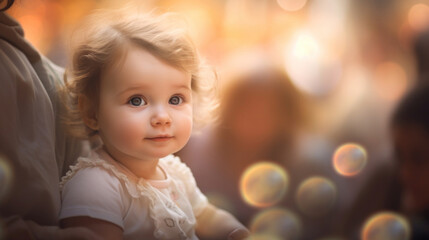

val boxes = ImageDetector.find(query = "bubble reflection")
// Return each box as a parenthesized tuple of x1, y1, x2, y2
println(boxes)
(362, 212, 411, 240)
(240, 162, 289, 208)
(250, 208, 301, 240)
(295, 176, 336, 217)
(333, 143, 367, 177)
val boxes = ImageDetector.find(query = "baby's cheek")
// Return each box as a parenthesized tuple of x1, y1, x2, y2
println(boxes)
(110, 116, 145, 146)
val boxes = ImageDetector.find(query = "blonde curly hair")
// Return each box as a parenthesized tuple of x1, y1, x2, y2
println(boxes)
(63, 7, 217, 139)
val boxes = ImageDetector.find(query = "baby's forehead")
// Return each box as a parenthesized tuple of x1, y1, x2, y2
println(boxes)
(100, 48, 192, 90)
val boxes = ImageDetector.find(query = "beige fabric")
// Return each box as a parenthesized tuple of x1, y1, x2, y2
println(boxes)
(0, 11, 86, 228)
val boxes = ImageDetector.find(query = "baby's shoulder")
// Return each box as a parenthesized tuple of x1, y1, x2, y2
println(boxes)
(60, 154, 126, 192)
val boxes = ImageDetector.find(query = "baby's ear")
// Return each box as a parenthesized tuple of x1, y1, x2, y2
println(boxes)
(78, 95, 99, 130)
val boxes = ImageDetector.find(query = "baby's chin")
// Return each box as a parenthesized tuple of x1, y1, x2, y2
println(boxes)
(147, 149, 182, 159)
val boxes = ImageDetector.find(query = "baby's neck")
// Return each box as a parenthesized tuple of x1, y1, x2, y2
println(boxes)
(102, 145, 166, 180)
(127, 159, 166, 180)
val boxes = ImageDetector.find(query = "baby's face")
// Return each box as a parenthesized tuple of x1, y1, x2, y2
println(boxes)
(393, 124, 429, 212)
(96, 44, 193, 162)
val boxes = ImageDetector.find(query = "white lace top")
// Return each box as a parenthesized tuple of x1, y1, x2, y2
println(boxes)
(59, 147, 208, 240)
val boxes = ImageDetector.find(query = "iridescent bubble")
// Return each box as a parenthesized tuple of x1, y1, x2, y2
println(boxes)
(0, 156, 12, 202)
(240, 162, 289, 208)
(362, 212, 411, 240)
(333, 143, 367, 177)
(250, 208, 302, 240)
(295, 176, 336, 217)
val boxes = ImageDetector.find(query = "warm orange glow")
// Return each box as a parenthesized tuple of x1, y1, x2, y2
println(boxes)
(277, 0, 307, 12)
(374, 61, 408, 102)
(408, 3, 429, 32)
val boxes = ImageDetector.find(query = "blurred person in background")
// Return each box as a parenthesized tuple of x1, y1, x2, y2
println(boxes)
(173, 62, 361, 240)
(178, 63, 348, 239)
(0, 0, 99, 239)
(391, 83, 429, 240)
(178, 65, 303, 224)
(413, 28, 429, 83)
(339, 83, 429, 240)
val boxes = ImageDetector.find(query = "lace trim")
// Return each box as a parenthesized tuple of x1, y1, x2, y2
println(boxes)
(60, 150, 195, 239)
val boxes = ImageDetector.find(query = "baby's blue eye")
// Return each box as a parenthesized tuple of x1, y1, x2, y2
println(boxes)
(129, 97, 146, 106)
(169, 96, 183, 105)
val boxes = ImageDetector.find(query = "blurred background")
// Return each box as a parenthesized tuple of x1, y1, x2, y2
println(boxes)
(6, 0, 429, 239)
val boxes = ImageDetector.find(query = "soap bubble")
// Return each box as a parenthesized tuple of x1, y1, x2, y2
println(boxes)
(295, 176, 336, 217)
(333, 143, 367, 177)
(250, 207, 302, 240)
(362, 212, 411, 240)
(240, 162, 289, 208)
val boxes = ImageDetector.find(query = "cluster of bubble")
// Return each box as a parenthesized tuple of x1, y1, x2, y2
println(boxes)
(239, 142, 411, 239)
(240, 161, 301, 239)
(332, 144, 412, 239)
(239, 160, 338, 239)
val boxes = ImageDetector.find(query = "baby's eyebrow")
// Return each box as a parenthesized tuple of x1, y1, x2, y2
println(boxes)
(116, 86, 147, 97)
(175, 84, 191, 91)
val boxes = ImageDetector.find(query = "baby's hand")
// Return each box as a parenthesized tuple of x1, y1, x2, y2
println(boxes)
(228, 228, 250, 240)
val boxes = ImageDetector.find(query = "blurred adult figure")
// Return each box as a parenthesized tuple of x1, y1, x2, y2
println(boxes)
(0, 1, 99, 239)
(176, 63, 322, 233)
(413, 29, 429, 83)
(391, 83, 429, 239)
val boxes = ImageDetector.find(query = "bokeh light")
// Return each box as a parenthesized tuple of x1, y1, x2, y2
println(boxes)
(361, 212, 411, 240)
(277, 0, 307, 12)
(250, 207, 302, 240)
(408, 3, 429, 32)
(333, 143, 367, 177)
(308, 0, 348, 39)
(373, 61, 407, 102)
(240, 162, 289, 208)
(295, 176, 336, 217)
(285, 31, 342, 97)
(0, 156, 12, 202)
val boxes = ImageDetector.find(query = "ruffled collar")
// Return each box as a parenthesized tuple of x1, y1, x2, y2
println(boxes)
(60, 147, 196, 240)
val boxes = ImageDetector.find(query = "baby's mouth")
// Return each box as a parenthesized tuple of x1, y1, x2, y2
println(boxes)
(146, 136, 173, 142)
